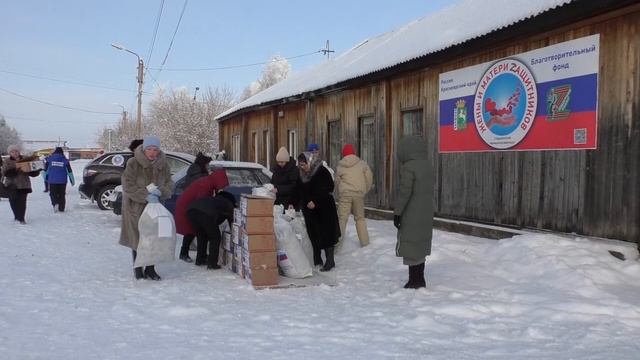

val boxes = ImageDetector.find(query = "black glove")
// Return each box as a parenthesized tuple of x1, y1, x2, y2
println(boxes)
(393, 215, 401, 229)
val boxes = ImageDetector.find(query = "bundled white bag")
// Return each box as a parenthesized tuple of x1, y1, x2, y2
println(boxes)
(290, 214, 314, 267)
(134, 202, 177, 268)
(252, 183, 276, 198)
(273, 210, 312, 278)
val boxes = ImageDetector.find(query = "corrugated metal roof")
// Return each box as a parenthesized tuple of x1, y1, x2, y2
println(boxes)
(217, 0, 574, 120)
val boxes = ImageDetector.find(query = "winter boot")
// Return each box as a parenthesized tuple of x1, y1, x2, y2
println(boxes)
(313, 248, 323, 267)
(320, 247, 335, 272)
(132, 250, 144, 279)
(144, 266, 161, 281)
(179, 246, 193, 263)
(403, 263, 426, 289)
(207, 243, 221, 269)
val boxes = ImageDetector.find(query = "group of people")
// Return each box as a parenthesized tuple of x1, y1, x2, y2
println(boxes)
(117, 135, 434, 289)
(1, 145, 74, 224)
(269, 137, 434, 288)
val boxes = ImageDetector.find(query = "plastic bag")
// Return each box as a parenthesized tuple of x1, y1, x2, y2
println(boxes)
(273, 214, 312, 278)
(252, 185, 276, 198)
(290, 214, 314, 267)
(134, 202, 177, 268)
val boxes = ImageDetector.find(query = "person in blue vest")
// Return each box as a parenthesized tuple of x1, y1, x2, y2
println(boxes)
(44, 147, 74, 212)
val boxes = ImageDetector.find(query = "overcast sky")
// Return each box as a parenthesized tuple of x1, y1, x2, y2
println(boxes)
(0, 0, 456, 148)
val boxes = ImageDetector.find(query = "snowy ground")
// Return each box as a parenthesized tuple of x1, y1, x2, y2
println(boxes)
(1, 159, 639, 359)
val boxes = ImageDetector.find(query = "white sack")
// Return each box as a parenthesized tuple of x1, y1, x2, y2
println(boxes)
(290, 214, 314, 267)
(274, 214, 312, 278)
(134, 202, 177, 268)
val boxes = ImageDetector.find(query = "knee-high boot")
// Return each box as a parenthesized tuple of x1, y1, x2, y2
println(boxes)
(403, 262, 426, 289)
(320, 246, 335, 272)
(132, 250, 144, 279)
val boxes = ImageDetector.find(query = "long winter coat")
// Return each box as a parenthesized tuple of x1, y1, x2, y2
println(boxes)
(1, 155, 40, 192)
(394, 136, 434, 259)
(45, 152, 72, 184)
(297, 159, 340, 250)
(270, 157, 299, 210)
(175, 169, 229, 236)
(335, 154, 373, 198)
(119, 147, 173, 250)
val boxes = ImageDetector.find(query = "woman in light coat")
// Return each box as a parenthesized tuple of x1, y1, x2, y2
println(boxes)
(119, 136, 173, 280)
(335, 144, 373, 247)
(1, 145, 41, 224)
(394, 136, 434, 289)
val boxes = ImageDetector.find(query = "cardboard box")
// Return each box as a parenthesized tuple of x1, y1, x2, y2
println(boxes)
(234, 259, 245, 278)
(16, 160, 45, 172)
(242, 250, 277, 270)
(241, 232, 276, 252)
(233, 208, 242, 226)
(242, 216, 274, 235)
(234, 244, 242, 262)
(240, 195, 275, 217)
(218, 243, 226, 266)
(232, 224, 241, 245)
(225, 250, 234, 270)
(222, 231, 232, 251)
(245, 268, 279, 287)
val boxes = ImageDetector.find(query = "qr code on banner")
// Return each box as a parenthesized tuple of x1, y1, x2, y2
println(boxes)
(574, 128, 587, 144)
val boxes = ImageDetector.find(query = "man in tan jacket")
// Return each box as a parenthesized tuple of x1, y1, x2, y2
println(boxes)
(335, 144, 373, 248)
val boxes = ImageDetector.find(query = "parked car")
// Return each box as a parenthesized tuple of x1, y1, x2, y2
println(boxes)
(79, 150, 195, 210)
(110, 160, 273, 215)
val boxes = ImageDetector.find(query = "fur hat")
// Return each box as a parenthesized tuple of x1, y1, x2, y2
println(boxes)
(128, 139, 143, 152)
(275, 147, 290, 162)
(342, 144, 355, 157)
(195, 152, 213, 166)
(142, 136, 161, 150)
(7, 144, 20, 153)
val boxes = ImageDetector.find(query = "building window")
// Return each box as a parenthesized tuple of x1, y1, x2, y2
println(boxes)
(328, 120, 341, 169)
(262, 129, 270, 169)
(401, 109, 423, 137)
(231, 134, 240, 161)
(359, 116, 376, 179)
(287, 130, 297, 159)
(251, 132, 258, 163)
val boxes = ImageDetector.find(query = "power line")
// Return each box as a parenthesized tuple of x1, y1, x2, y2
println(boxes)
(0, 69, 146, 94)
(149, 50, 322, 72)
(4, 114, 115, 125)
(0, 87, 121, 115)
(145, 0, 165, 79)
(156, 0, 189, 73)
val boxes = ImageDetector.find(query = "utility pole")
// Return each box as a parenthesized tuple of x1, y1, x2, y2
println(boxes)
(320, 40, 335, 59)
(136, 58, 144, 138)
(111, 43, 144, 138)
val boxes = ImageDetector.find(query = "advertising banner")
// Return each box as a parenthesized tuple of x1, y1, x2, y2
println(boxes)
(438, 34, 599, 152)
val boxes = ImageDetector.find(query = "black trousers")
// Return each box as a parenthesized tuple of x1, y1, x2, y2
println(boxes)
(49, 183, 67, 211)
(9, 191, 28, 222)
(186, 209, 221, 267)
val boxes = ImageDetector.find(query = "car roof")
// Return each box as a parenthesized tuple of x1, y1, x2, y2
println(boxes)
(171, 160, 272, 182)
(95, 150, 195, 163)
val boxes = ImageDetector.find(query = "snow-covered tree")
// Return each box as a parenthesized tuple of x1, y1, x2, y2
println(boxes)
(240, 54, 291, 101)
(145, 85, 236, 154)
(0, 114, 22, 155)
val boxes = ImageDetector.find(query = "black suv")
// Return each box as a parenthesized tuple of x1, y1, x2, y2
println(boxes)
(79, 151, 195, 210)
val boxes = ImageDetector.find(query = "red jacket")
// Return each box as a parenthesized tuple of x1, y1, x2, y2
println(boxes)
(175, 169, 229, 235)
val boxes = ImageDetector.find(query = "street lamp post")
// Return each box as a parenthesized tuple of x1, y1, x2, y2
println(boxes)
(111, 43, 144, 138)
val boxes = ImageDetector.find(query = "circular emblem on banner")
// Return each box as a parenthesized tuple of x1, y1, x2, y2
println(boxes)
(473, 59, 538, 149)
(112, 154, 125, 166)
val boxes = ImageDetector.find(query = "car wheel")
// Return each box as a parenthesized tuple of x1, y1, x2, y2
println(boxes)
(97, 184, 116, 210)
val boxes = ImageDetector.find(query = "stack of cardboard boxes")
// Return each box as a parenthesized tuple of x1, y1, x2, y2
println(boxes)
(222, 195, 278, 287)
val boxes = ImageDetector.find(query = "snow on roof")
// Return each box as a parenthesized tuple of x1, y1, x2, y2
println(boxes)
(217, 0, 573, 120)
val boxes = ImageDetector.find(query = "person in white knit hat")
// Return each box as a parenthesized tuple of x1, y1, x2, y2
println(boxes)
(270, 146, 299, 210)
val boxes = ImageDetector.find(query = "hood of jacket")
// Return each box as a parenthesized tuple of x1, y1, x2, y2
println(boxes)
(338, 154, 361, 168)
(397, 136, 428, 164)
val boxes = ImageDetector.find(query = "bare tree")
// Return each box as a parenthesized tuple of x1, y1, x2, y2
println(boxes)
(0, 114, 22, 155)
(145, 85, 236, 154)
(95, 115, 140, 152)
(240, 54, 291, 101)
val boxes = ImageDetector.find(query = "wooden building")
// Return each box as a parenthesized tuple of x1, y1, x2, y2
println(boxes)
(216, 0, 640, 243)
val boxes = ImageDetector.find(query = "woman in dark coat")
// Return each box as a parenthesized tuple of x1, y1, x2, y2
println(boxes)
(296, 151, 340, 272)
(1, 145, 41, 224)
(393, 136, 434, 289)
(270, 146, 299, 210)
(184, 152, 212, 189)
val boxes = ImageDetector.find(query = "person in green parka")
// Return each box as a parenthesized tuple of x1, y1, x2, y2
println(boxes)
(393, 136, 434, 289)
